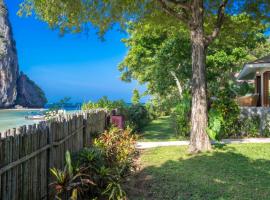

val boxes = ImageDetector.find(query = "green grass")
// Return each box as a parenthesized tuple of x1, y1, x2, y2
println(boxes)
(139, 116, 187, 141)
(128, 144, 270, 200)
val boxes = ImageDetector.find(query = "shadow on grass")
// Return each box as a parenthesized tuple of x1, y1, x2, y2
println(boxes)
(127, 148, 270, 200)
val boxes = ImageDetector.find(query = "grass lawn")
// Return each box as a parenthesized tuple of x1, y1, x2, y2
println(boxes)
(139, 116, 187, 141)
(127, 144, 270, 200)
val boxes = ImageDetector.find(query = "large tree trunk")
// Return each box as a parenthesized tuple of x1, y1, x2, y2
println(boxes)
(189, 0, 211, 153)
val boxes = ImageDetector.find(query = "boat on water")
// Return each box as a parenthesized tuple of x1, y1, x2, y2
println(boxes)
(25, 111, 45, 120)
(25, 115, 45, 120)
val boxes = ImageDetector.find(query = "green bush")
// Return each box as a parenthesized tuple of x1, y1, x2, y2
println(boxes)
(207, 108, 224, 141)
(208, 86, 240, 139)
(145, 102, 158, 120)
(50, 127, 137, 200)
(208, 85, 261, 139)
(170, 91, 191, 137)
(82, 97, 150, 132)
(127, 104, 150, 132)
(239, 116, 260, 137)
(81, 96, 127, 114)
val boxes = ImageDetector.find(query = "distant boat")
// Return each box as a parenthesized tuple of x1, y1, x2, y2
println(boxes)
(25, 111, 45, 120)
(25, 115, 45, 120)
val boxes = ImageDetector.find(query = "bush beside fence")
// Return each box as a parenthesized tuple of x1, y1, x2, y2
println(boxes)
(0, 110, 108, 200)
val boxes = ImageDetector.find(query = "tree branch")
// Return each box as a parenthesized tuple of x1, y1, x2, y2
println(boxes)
(204, 0, 229, 46)
(166, 0, 190, 10)
(170, 69, 183, 98)
(157, 0, 189, 24)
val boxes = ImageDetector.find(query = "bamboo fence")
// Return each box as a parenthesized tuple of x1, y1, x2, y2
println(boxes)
(0, 109, 108, 200)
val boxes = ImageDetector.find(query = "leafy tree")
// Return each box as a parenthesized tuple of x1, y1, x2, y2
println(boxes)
(119, 23, 191, 98)
(19, 0, 270, 152)
(131, 89, 140, 105)
(120, 13, 270, 142)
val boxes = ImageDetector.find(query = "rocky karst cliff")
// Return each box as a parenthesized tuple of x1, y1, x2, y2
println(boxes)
(0, 2, 18, 107)
(16, 72, 47, 108)
(0, 1, 47, 108)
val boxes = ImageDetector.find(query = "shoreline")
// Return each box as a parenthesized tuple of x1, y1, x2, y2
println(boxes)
(0, 108, 47, 111)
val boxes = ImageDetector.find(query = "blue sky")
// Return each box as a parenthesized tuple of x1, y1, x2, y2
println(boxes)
(6, 0, 147, 103)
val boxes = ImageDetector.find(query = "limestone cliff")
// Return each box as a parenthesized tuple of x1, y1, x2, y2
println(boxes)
(0, 2, 18, 107)
(16, 72, 47, 108)
(0, 1, 47, 108)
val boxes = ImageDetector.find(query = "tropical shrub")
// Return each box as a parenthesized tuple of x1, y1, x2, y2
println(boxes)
(207, 108, 224, 141)
(50, 151, 95, 199)
(82, 97, 151, 132)
(126, 104, 150, 132)
(50, 127, 137, 200)
(145, 102, 158, 120)
(208, 86, 240, 139)
(170, 91, 191, 137)
(239, 115, 260, 137)
(81, 96, 127, 114)
(95, 127, 137, 170)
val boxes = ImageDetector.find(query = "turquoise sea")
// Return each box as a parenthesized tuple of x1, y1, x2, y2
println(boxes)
(0, 109, 45, 133)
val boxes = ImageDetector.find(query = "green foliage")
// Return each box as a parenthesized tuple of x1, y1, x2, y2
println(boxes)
(49, 97, 71, 111)
(233, 82, 254, 97)
(208, 84, 260, 139)
(131, 89, 140, 105)
(209, 86, 241, 139)
(239, 116, 260, 137)
(95, 127, 137, 172)
(50, 128, 137, 200)
(144, 103, 156, 120)
(119, 22, 191, 98)
(207, 109, 224, 141)
(82, 96, 127, 114)
(82, 96, 150, 132)
(45, 97, 70, 120)
(50, 151, 95, 199)
(171, 91, 191, 137)
(127, 104, 150, 132)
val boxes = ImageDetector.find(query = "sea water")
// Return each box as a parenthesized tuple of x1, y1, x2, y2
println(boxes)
(0, 109, 45, 133)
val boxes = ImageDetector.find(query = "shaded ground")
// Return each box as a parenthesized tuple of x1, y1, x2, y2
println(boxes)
(139, 116, 187, 141)
(127, 144, 270, 200)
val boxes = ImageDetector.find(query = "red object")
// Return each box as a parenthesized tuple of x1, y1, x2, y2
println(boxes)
(111, 115, 124, 129)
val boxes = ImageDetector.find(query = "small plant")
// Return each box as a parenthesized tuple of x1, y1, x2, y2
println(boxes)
(50, 151, 95, 199)
(94, 127, 138, 170)
(50, 128, 137, 199)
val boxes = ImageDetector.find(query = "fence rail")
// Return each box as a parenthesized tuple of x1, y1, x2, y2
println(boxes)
(0, 110, 108, 200)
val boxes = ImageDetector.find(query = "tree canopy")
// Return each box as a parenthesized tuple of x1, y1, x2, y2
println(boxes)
(119, 13, 270, 100)
(19, 1, 270, 37)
